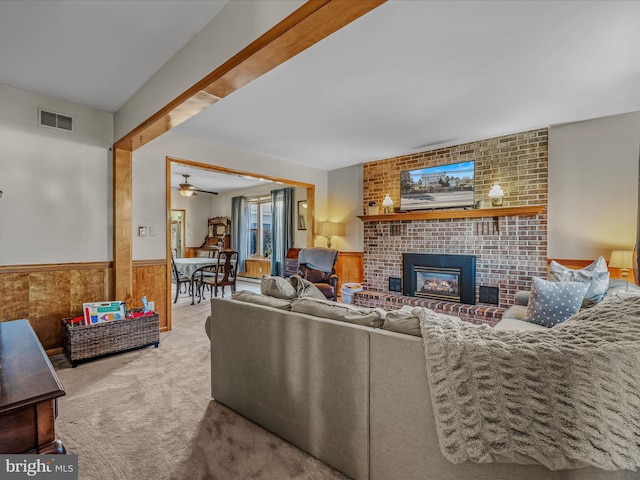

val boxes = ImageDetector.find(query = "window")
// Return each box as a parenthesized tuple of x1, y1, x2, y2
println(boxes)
(247, 196, 272, 257)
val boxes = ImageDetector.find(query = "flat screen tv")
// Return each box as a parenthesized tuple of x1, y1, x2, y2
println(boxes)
(400, 160, 475, 211)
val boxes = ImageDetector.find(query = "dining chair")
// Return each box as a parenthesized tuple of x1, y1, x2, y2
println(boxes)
(171, 255, 191, 303)
(194, 249, 238, 301)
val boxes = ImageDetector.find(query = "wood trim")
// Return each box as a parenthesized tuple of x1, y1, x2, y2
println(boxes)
(357, 205, 547, 222)
(166, 157, 315, 189)
(166, 159, 173, 332)
(114, 0, 386, 151)
(306, 187, 315, 246)
(0, 262, 112, 274)
(132, 259, 167, 267)
(113, 148, 133, 305)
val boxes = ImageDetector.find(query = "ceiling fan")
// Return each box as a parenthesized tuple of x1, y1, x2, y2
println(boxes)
(176, 174, 218, 197)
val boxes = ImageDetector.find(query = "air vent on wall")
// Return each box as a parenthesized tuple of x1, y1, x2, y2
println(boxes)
(38, 108, 74, 132)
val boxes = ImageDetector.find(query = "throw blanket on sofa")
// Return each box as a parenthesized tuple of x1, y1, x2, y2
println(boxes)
(416, 293, 640, 471)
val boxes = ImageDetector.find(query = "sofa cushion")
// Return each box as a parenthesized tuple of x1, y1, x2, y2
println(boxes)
(547, 257, 610, 305)
(501, 304, 528, 321)
(383, 305, 421, 336)
(231, 290, 292, 310)
(383, 305, 459, 337)
(288, 275, 326, 300)
(260, 275, 297, 300)
(290, 297, 384, 327)
(494, 317, 549, 331)
(522, 277, 589, 327)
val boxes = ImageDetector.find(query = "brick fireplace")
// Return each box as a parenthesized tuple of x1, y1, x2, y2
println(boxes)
(354, 129, 549, 325)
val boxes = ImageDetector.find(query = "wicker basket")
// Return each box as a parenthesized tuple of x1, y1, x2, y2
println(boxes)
(62, 313, 160, 367)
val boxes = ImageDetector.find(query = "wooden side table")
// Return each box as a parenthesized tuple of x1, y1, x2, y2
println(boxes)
(0, 319, 66, 454)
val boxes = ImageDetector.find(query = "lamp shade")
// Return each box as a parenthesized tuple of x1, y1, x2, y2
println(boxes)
(320, 222, 345, 237)
(179, 189, 194, 198)
(609, 250, 633, 269)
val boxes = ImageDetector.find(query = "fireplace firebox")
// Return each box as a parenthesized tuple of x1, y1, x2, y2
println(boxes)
(403, 253, 476, 305)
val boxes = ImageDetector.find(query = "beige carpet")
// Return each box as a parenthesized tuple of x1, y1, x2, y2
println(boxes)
(51, 283, 348, 480)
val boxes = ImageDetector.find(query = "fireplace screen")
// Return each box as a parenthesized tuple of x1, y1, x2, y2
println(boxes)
(403, 253, 476, 305)
(415, 267, 461, 302)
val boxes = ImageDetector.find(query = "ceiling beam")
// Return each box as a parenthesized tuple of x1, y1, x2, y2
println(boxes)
(114, 0, 386, 151)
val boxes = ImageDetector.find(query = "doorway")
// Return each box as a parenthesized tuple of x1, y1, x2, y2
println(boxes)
(170, 209, 186, 258)
(166, 157, 316, 322)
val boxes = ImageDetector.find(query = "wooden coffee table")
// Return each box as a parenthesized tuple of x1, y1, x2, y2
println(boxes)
(0, 319, 66, 454)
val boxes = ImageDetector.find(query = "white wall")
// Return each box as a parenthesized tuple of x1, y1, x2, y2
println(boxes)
(114, 0, 304, 141)
(132, 130, 328, 260)
(326, 164, 364, 252)
(0, 85, 113, 265)
(548, 111, 640, 259)
(169, 191, 212, 248)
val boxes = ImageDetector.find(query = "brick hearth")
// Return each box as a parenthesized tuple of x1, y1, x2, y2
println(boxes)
(354, 129, 549, 324)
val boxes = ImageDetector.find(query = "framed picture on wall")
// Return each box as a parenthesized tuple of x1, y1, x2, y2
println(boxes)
(297, 200, 307, 230)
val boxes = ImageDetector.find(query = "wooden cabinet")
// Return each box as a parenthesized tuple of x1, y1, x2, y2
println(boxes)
(0, 320, 66, 454)
(242, 258, 272, 278)
(206, 217, 231, 249)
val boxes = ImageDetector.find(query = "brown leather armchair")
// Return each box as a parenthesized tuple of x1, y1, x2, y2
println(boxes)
(297, 248, 339, 301)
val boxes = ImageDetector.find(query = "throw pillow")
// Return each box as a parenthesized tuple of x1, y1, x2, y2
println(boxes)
(231, 290, 292, 310)
(547, 257, 610, 305)
(288, 275, 327, 300)
(260, 275, 297, 300)
(522, 277, 589, 327)
(290, 297, 385, 328)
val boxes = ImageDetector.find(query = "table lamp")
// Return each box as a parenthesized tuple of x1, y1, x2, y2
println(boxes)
(320, 222, 345, 248)
(609, 250, 633, 277)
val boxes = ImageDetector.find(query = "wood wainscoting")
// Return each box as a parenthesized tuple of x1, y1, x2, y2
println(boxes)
(335, 252, 364, 294)
(0, 260, 168, 354)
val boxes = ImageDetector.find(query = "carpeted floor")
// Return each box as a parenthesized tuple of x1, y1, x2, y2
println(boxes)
(51, 282, 348, 480)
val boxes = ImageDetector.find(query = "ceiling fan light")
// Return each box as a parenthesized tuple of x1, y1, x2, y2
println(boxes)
(180, 189, 194, 198)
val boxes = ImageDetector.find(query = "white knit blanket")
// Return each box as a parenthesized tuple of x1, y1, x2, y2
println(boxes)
(417, 293, 640, 471)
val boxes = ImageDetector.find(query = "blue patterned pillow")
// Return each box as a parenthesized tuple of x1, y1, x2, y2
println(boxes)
(523, 277, 590, 327)
(547, 256, 610, 305)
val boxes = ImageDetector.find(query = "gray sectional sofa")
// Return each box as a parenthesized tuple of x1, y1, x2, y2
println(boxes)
(207, 293, 640, 480)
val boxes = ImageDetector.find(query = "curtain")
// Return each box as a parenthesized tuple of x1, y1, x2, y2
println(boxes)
(270, 187, 294, 276)
(231, 196, 249, 273)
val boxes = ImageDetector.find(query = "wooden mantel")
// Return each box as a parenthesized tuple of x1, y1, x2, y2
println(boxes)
(357, 205, 546, 222)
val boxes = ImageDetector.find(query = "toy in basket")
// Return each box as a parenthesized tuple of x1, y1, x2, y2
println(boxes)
(62, 297, 159, 367)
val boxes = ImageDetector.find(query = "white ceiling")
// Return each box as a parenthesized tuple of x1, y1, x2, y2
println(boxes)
(170, 163, 277, 195)
(0, 0, 228, 112)
(2, 0, 640, 189)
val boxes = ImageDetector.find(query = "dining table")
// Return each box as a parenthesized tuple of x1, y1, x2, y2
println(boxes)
(174, 257, 218, 304)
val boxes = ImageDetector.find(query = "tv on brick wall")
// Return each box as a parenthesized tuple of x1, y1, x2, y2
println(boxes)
(400, 160, 475, 211)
